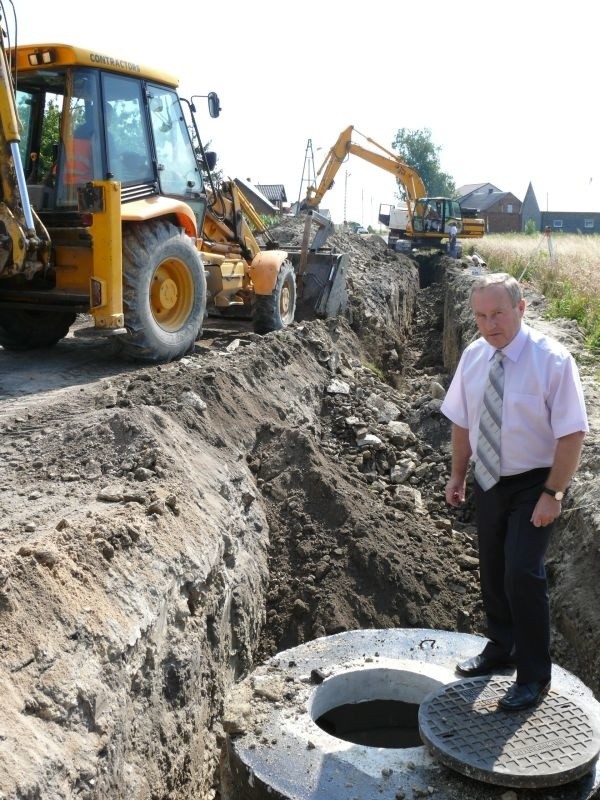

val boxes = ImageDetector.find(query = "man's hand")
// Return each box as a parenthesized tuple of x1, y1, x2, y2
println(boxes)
(445, 476, 466, 507)
(530, 430, 585, 527)
(531, 493, 562, 527)
(445, 425, 471, 507)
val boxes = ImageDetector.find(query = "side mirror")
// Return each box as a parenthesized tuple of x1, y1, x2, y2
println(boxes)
(207, 91, 221, 119)
(204, 151, 217, 171)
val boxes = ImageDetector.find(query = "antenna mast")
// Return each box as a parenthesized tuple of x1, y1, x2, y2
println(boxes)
(296, 139, 317, 210)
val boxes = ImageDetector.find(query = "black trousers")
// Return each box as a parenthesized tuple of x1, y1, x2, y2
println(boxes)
(474, 467, 554, 684)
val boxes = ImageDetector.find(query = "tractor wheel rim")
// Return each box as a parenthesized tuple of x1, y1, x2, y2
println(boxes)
(280, 285, 291, 316)
(150, 257, 194, 331)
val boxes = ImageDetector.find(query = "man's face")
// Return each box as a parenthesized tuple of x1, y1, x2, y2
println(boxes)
(471, 285, 525, 348)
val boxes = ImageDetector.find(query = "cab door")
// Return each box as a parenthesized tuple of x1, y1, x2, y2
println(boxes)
(101, 72, 154, 188)
(146, 82, 207, 231)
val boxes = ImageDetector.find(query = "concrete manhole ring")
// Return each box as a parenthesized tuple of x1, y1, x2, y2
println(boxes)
(419, 675, 600, 788)
(221, 629, 600, 799)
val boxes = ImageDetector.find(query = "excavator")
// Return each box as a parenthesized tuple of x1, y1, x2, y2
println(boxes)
(302, 125, 484, 253)
(0, 12, 347, 362)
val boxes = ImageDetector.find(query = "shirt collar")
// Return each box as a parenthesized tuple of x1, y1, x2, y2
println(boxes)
(482, 323, 528, 363)
(503, 323, 529, 362)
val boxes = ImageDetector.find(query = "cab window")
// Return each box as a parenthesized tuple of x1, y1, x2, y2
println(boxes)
(55, 69, 103, 207)
(101, 73, 153, 185)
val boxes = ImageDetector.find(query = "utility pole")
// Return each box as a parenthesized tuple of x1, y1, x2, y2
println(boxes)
(361, 187, 364, 227)
(344, 170, 351, 229)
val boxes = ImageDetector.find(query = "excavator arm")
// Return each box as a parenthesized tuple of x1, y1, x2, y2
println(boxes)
(304, 125, 427, 210)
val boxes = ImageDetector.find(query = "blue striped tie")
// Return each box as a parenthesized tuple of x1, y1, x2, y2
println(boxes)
(475, 350, 504, 491)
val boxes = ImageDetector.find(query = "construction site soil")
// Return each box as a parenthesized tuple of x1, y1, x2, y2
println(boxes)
(0, 219, 599, 800)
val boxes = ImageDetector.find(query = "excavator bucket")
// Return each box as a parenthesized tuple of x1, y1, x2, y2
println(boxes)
(293, 250, 349, 321)
(288, 211, 349, 321)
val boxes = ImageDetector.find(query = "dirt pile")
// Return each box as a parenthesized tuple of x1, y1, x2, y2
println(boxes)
(0, 225, 598, 799)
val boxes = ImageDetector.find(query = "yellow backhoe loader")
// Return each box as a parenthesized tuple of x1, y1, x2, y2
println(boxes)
(0, 18, 347, 362)
(302, 125, 484, 253)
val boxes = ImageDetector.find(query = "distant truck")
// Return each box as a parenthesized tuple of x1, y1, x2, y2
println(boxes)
(378, 204, 409, 249)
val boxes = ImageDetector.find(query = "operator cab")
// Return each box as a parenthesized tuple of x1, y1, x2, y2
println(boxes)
(17, 62, 208, 220)
(412, 197, 463, 235)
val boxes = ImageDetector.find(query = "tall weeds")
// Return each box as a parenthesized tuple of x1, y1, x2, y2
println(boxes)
(465, 233, 600, 355)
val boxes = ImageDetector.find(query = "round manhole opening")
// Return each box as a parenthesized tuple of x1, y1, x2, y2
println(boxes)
(309, 666, 443, 749)
(315, 697, 421, 748)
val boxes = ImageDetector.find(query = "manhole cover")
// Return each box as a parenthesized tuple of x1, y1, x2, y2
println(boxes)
(419, 676, 600, 789)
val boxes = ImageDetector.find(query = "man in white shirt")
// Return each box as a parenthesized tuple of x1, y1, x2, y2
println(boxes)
(448, 222, 458, 258)
(441, 273, 588, 711)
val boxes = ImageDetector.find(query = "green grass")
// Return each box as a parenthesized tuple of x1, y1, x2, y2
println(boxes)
(364, 361, 386, 380)
(466, 233, 600, 355)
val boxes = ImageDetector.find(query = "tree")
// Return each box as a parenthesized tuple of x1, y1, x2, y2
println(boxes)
(524, 218, 538, 235)
(17, 96, 60, 180)
(391, 128, 456, 199)
(37, 99, 60, 179)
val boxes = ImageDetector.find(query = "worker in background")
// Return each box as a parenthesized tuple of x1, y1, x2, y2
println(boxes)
(441, 272, 588, 712)
(425, 204, 441, 232)
(63, 123, 93, 185)
(448, 221, 458, 257)
(64, 84, 97, 188)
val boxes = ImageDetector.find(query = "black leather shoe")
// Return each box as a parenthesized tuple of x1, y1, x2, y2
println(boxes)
(456, 653, 514, 677)
(498, 680, 551, 712)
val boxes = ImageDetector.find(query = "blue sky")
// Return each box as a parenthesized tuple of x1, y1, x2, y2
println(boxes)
(20, 0, 600, 227)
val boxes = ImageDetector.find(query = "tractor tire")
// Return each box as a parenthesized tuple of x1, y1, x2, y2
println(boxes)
(117, 220, 207, 363)
(253, 260, 296, 334)
(0, 309, 76, 350)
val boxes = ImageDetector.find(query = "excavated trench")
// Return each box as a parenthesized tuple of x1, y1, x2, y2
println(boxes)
(0, 239, 599, 800)
(218, 254, 600, 800)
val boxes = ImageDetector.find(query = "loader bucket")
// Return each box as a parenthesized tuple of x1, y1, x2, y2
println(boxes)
(286, 210, 348, 322)
(291, 250, 349, 321)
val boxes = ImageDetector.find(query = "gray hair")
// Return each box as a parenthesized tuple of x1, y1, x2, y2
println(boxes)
(470, 272, 522, 307)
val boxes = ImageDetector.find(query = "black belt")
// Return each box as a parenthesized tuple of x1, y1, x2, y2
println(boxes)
(498, 467, 550, 485)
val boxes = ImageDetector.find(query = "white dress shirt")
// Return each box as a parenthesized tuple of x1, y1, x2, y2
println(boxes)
(441, 323, 589, 475)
